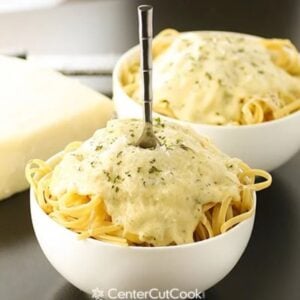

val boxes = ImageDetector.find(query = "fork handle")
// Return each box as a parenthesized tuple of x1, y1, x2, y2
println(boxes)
(138, 5, 153, 124)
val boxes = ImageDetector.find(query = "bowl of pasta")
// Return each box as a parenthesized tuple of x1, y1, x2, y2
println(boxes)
(27, 118, 271, 296)
(113, 30, 300, 171)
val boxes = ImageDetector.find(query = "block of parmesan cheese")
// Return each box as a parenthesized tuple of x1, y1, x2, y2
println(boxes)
(0, 55, 114, 201)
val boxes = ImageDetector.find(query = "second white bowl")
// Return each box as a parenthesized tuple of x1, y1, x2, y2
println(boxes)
(113, 41, 300, 171)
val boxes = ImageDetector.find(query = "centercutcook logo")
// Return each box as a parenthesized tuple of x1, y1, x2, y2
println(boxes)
(91, 288, 206, 300)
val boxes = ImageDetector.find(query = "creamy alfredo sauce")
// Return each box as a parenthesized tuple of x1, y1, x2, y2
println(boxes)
(50, 119, 242, 246)
(131, 32, 300, 125)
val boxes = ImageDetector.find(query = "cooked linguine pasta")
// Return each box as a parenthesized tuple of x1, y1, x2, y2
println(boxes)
(26, 119, 271, 246)
(122, 30, 300, 125)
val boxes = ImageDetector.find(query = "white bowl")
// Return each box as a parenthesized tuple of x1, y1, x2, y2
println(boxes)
(30, 154, 256, 297)
(113, 41, 300, 172)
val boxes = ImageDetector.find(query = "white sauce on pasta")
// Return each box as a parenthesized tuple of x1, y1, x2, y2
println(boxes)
(50, 119, 242, 246)
(128, 32, 300, 125)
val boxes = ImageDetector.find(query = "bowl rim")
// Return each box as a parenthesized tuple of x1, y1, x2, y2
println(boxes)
(30, 152, 257, 252)
(113, 30, 300, 130)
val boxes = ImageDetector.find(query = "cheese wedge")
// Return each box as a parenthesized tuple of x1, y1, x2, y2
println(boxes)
(0, 55, 114, 200)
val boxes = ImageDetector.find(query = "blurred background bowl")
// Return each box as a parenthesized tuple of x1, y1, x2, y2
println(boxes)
(113, 42, 300, 171)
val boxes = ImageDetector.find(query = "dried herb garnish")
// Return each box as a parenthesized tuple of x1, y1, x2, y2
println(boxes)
(205, 72, 212, 80)
(149, 166, 162, 174)
(180, 144, 191, 151)
(103, 170, 111, 181)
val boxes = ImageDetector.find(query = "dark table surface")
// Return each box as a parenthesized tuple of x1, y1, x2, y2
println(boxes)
(0, 152, 299, 300)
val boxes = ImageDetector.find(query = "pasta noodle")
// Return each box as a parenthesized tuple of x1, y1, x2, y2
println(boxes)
(26, 119, 272, 246)
(122, 30, 300, 125)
